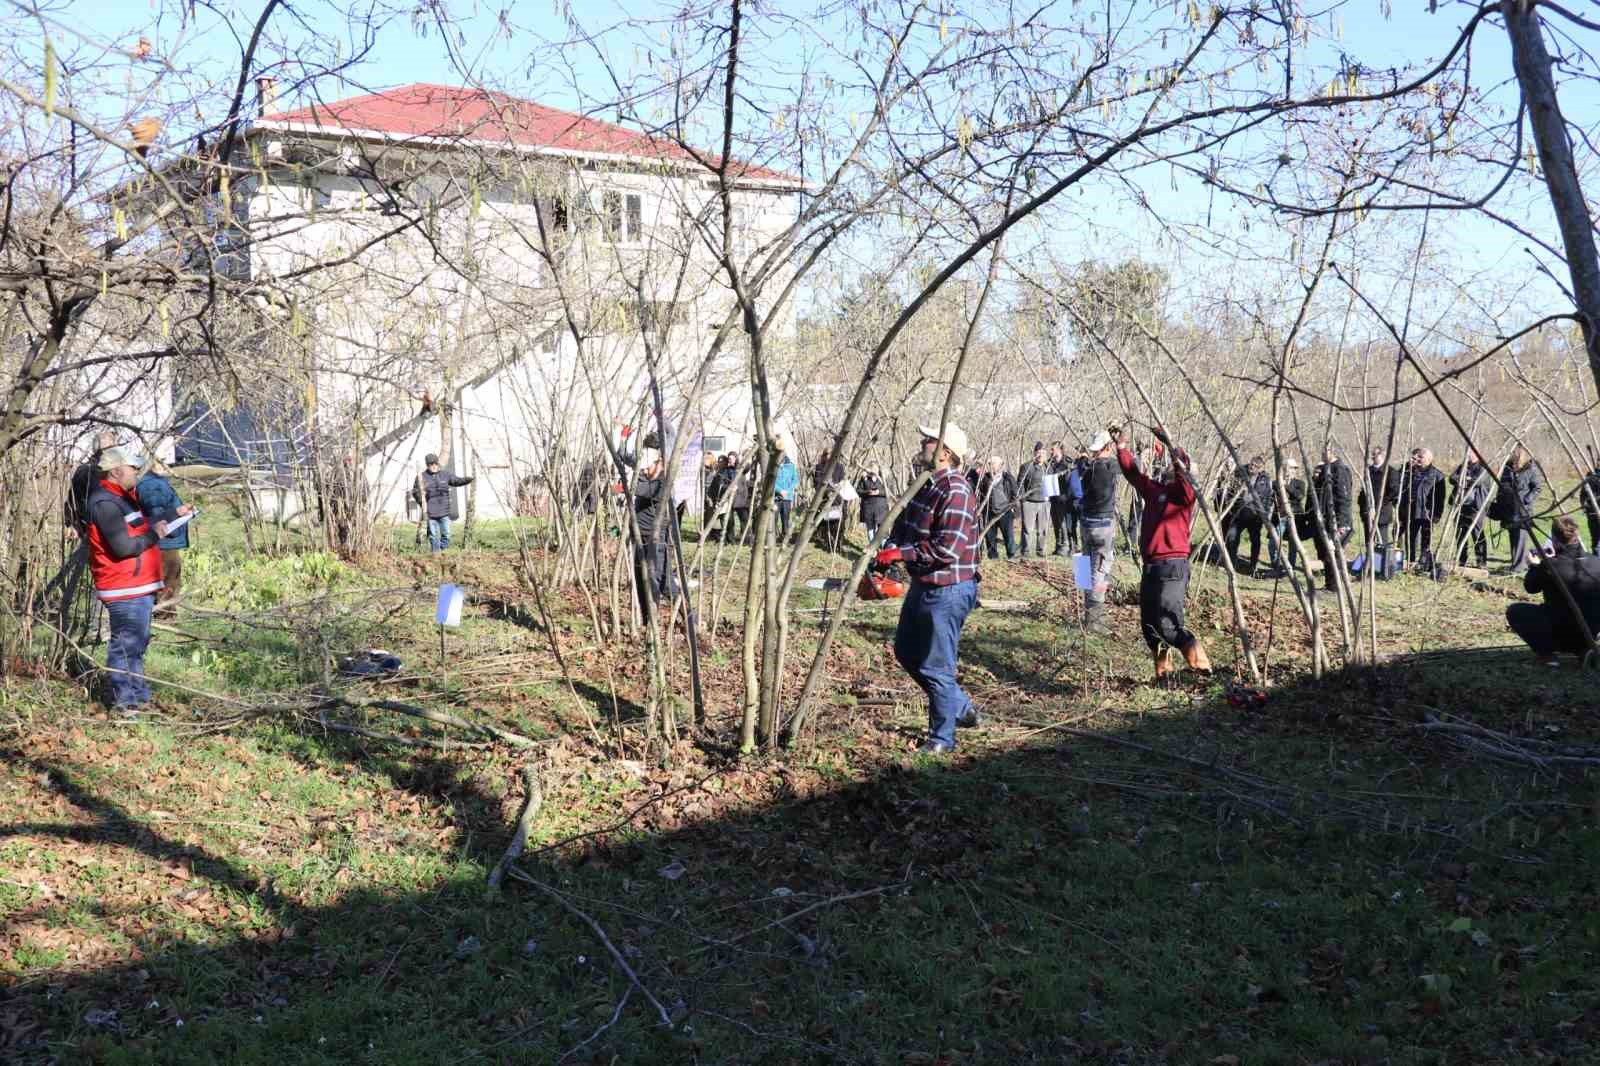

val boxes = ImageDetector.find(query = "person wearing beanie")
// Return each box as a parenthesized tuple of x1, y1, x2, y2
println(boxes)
(1113, 426, 1212, 680)
(411, 453, 475, 552)
(878, 423, 982, 754)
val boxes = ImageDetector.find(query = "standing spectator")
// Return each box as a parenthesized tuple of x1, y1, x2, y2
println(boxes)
(630, 449, 675, 615)
(1224, 456, 1273, 575)
(86, 448, 169, 716)
(1505, 516, 1600, 664)
(1060, 449, 1085, 555)
(1079, 431, 1121, 630)
(773, 439, 799, 542)
(1016, 443, 1050, 559)
(1114, 428, 1212, 679)
(876, 423, 981, 754)
(1311, 445, 1353, 593)
(812, 447, 847, 551)
(1047, 441, 1074, 556)
(729, 458, 755, 544)
(1359, 446, 1401, 551)
(979, 453, 1018, 560)
(1268, 457, 1308, 574)
(1450, 449, 1494, 568)
(136, 463, 194, 610)
(1491, 447, 1543, 573)
(1400, 447, 1446, 570)
(411, 454, 475, 552)
(1581, 461, 1600, 554)
(704, 453, 728, 523)
(857, 466, 889, 543)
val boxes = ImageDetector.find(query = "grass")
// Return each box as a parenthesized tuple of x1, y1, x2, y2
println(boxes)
(2, 509, 1597, 1064)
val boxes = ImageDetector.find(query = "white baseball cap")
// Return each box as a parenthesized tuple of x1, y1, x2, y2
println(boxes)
(1088, 431, 1114, 452)
(918, 422, 970, 462)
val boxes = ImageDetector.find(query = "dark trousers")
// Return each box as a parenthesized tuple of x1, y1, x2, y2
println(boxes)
(1050, 498, 1075, 554)
(985, 511, 1016, 560)
(634, 541, 675, 617)
(1315, 522, 1350, 590)
(103, 593, 155, 708)
(1589, 515, 1600, 556)
(1140, 558, 1196, 652)
(1408, 518, 1436, 568)
(1456, 514, 1488, 567)
(775, 499, 793, 541)
(893, 579, 978, 747)
(1226, 513, 1264, 572)
(728, 507, 749, 543)
(1506, 601, 1599, 657)
(1504, 520, 1533, 571)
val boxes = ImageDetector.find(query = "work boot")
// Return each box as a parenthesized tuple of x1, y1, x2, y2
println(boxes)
(1153, 646, 1173, 681)
(1182, 640, 1212, 673)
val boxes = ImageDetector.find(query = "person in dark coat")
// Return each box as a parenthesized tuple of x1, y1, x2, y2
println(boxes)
(1079, 432, 1121, 629)
(1450, 449, 1494, 568)
(1047, 441, 1075, 556)
(1506, 516, 1600, 664)
(1311, 445, 1353, 593)
(1359, 446, 1401, 551)
(1224, 456, 1273, 575)
(978, 453, 1018, 561)
(137, 465, 194, 608)
(1268, 457, 1308, 573)
(411, 454, 475, 552)
(1491, 447, 1544, 573)
(857, 466, 889, 543)
(630, 449, 675, 615)
(812, 448, 847, 551)
(1399, 448, 1446, 570)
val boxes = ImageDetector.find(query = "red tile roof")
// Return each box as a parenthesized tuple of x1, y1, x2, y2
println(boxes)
(260, 83, 802, 185)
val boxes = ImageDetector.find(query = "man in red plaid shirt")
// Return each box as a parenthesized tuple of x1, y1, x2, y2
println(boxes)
(875, 422, 982, 753)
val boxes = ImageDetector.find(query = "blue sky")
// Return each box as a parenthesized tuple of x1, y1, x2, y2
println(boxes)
(37, 0, 1594, 335)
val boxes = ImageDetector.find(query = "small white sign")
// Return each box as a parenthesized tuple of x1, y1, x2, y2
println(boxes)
(435, 583, 465, 627)
(1043, 474, 1061, 497)
(1072, 553, 1094, 590)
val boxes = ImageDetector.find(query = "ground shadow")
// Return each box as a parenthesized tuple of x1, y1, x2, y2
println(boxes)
(2, 644, 1597, 1065)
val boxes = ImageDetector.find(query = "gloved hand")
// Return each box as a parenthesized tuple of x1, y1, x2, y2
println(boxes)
(875, 546, 903, 567)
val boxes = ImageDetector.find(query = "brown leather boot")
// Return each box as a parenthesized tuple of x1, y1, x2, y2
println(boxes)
(1153, 645, 1173, 680)
(1182, 639, 1212, 673)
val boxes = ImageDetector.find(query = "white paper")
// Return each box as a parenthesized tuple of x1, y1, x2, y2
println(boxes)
(834, 480, 859, 503)
(824, 507, 842, 521)
(163, 510, 197, 534)
(435, 583, 465, 627)
(1072, 553, 1093, 590)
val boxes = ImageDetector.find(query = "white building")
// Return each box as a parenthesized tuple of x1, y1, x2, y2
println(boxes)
(177, 81, 805, 519)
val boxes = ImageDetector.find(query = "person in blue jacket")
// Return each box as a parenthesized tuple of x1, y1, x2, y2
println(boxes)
(136, 464, 193, 608)
(773, 438, 799, 543)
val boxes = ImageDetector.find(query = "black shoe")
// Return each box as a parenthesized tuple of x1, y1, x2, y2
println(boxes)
(955, 709, 981, 729)
(916, 739, 955, 754)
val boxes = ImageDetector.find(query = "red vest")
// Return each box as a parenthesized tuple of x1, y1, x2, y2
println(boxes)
(86, 479, 165, 601)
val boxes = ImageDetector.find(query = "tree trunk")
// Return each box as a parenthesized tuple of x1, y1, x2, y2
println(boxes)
(1503, 0, 1600, 395)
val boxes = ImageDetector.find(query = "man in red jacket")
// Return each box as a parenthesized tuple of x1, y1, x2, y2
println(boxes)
(1114, 427, 1212, 680)
(85, 448, 172, 716)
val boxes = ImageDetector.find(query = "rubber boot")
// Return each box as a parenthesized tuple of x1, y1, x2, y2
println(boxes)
(1182, 639, 1212, 673)
(1153, 645, 1173, 680)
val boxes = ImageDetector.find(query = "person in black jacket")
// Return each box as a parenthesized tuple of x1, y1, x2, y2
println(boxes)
(1491, 447, 1544, 573)
(1224, 456, 1272, 575)
(1506, 516, 1600, 664)
(1267, 457, 1308, 574)
(1047, 441, 1075, 556)
(1311, 445, 1353, 593)
(1359, 446, 1400, 551)
(411, 454, 475, 552)
(857, 466, 889, 543)
(978, 453, 1019, 560)
(630, 449, 675, 615)
(1400, 448, 1446, 570)
(1450, 449, 1494, 568)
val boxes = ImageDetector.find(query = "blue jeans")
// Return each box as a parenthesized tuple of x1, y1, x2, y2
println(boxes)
(104, 594, 154, 708)
(1269, 519, 1299, 568)
(893, 579, 978, 746)
(427, 516, 450, 552)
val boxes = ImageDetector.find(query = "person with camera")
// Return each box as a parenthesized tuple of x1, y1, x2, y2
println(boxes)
(1506, 516, 1600, 665)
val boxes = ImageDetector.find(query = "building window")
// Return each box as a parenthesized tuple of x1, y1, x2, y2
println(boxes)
(597, 189, 642, 243)
(702, 436, 726, 453)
